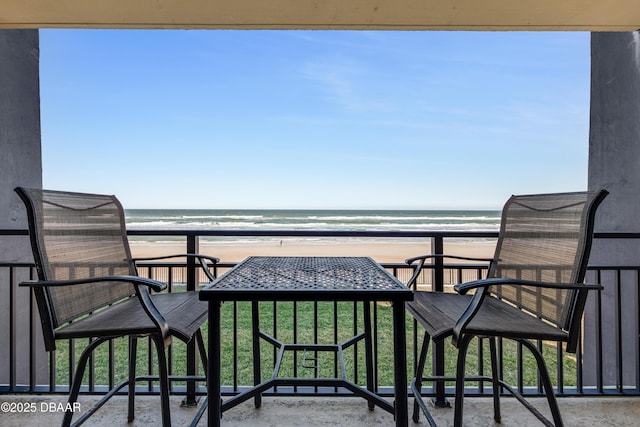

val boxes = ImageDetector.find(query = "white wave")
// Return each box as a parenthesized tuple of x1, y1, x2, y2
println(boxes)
(306, 215, 497, 221)
(127, 221, 178, 229)
(182, 214, 265, 220)
(190, 221, 498, 231)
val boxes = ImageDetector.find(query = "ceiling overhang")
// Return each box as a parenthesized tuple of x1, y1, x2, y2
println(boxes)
(1, 0, 639, 31)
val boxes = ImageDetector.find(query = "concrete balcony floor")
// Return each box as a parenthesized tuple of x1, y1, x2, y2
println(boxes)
(2, 394, 639, 426)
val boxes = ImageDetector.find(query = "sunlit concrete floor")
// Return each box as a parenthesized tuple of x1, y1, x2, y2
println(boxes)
(1, 394, 639, 426)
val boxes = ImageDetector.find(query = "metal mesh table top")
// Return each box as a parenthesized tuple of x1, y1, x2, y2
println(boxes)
(200, 256, 413, 302)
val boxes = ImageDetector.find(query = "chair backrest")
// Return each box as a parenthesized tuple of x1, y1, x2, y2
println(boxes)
(488, 190, 607, 337)
(16, 187, 137, 336)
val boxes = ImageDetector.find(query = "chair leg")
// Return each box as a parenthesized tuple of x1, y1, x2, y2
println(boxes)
(128, 336, 138, 422)
(489, 337, 501, 423)
(520, 339, 564, 427)
(412, 330, 431, 423)
(195, 328, 208, 376)
(62, 338, 109, 427)
(185, 329, 211, 427)
(152, 334, 172, 427)
(453, 334, 473, 427)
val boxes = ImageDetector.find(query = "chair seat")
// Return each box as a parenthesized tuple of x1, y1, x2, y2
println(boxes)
(57, 291, 208, 343)
(407, 291, 568, 343)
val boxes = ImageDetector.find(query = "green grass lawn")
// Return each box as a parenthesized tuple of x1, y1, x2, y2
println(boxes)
(53, 300, 577, 392)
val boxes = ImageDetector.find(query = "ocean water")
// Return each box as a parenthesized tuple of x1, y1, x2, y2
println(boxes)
(125, 209, 501, 245)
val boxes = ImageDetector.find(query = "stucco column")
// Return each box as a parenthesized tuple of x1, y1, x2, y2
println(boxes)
(0, 29, 44, 387)
(0, 29, 41, 249)
(586, 31, 640, 389)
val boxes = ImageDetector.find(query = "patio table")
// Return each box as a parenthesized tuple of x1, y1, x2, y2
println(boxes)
(198, 256, 414, 426)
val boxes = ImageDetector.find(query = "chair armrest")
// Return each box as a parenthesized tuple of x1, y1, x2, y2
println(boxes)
(405, 254, 494, 265)
(454, 277, 603, 295)
(132, 253, 219, 282)
(133, 253, 220, 264)
(404, 254, 494, 289)
(19, 275, 167, 293)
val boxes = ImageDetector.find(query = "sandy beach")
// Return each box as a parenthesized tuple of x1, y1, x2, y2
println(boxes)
(129, 239, 496, 264)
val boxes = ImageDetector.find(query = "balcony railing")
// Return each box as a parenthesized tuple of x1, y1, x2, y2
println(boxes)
(1, 229, 638, 402)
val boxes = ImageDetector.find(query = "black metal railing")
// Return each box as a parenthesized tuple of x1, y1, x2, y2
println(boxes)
(1, 229, 639, 401)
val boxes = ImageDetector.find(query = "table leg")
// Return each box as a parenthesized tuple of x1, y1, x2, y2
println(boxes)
(208, 301, 221, 427)
(392, 301, 408, 426)
(364, 300, 375, 410)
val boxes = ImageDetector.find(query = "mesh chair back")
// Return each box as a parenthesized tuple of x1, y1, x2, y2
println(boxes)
(488, 191, 604, 331)
(17, 188, 137, 328)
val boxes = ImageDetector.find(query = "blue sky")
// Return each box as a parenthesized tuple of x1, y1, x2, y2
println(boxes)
(39, 30, 590, 210)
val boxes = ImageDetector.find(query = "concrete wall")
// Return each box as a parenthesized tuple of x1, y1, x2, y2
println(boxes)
(0, 29, 45, 387)
(585, 31, 640, 388)
(0, 29, 41, 249)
